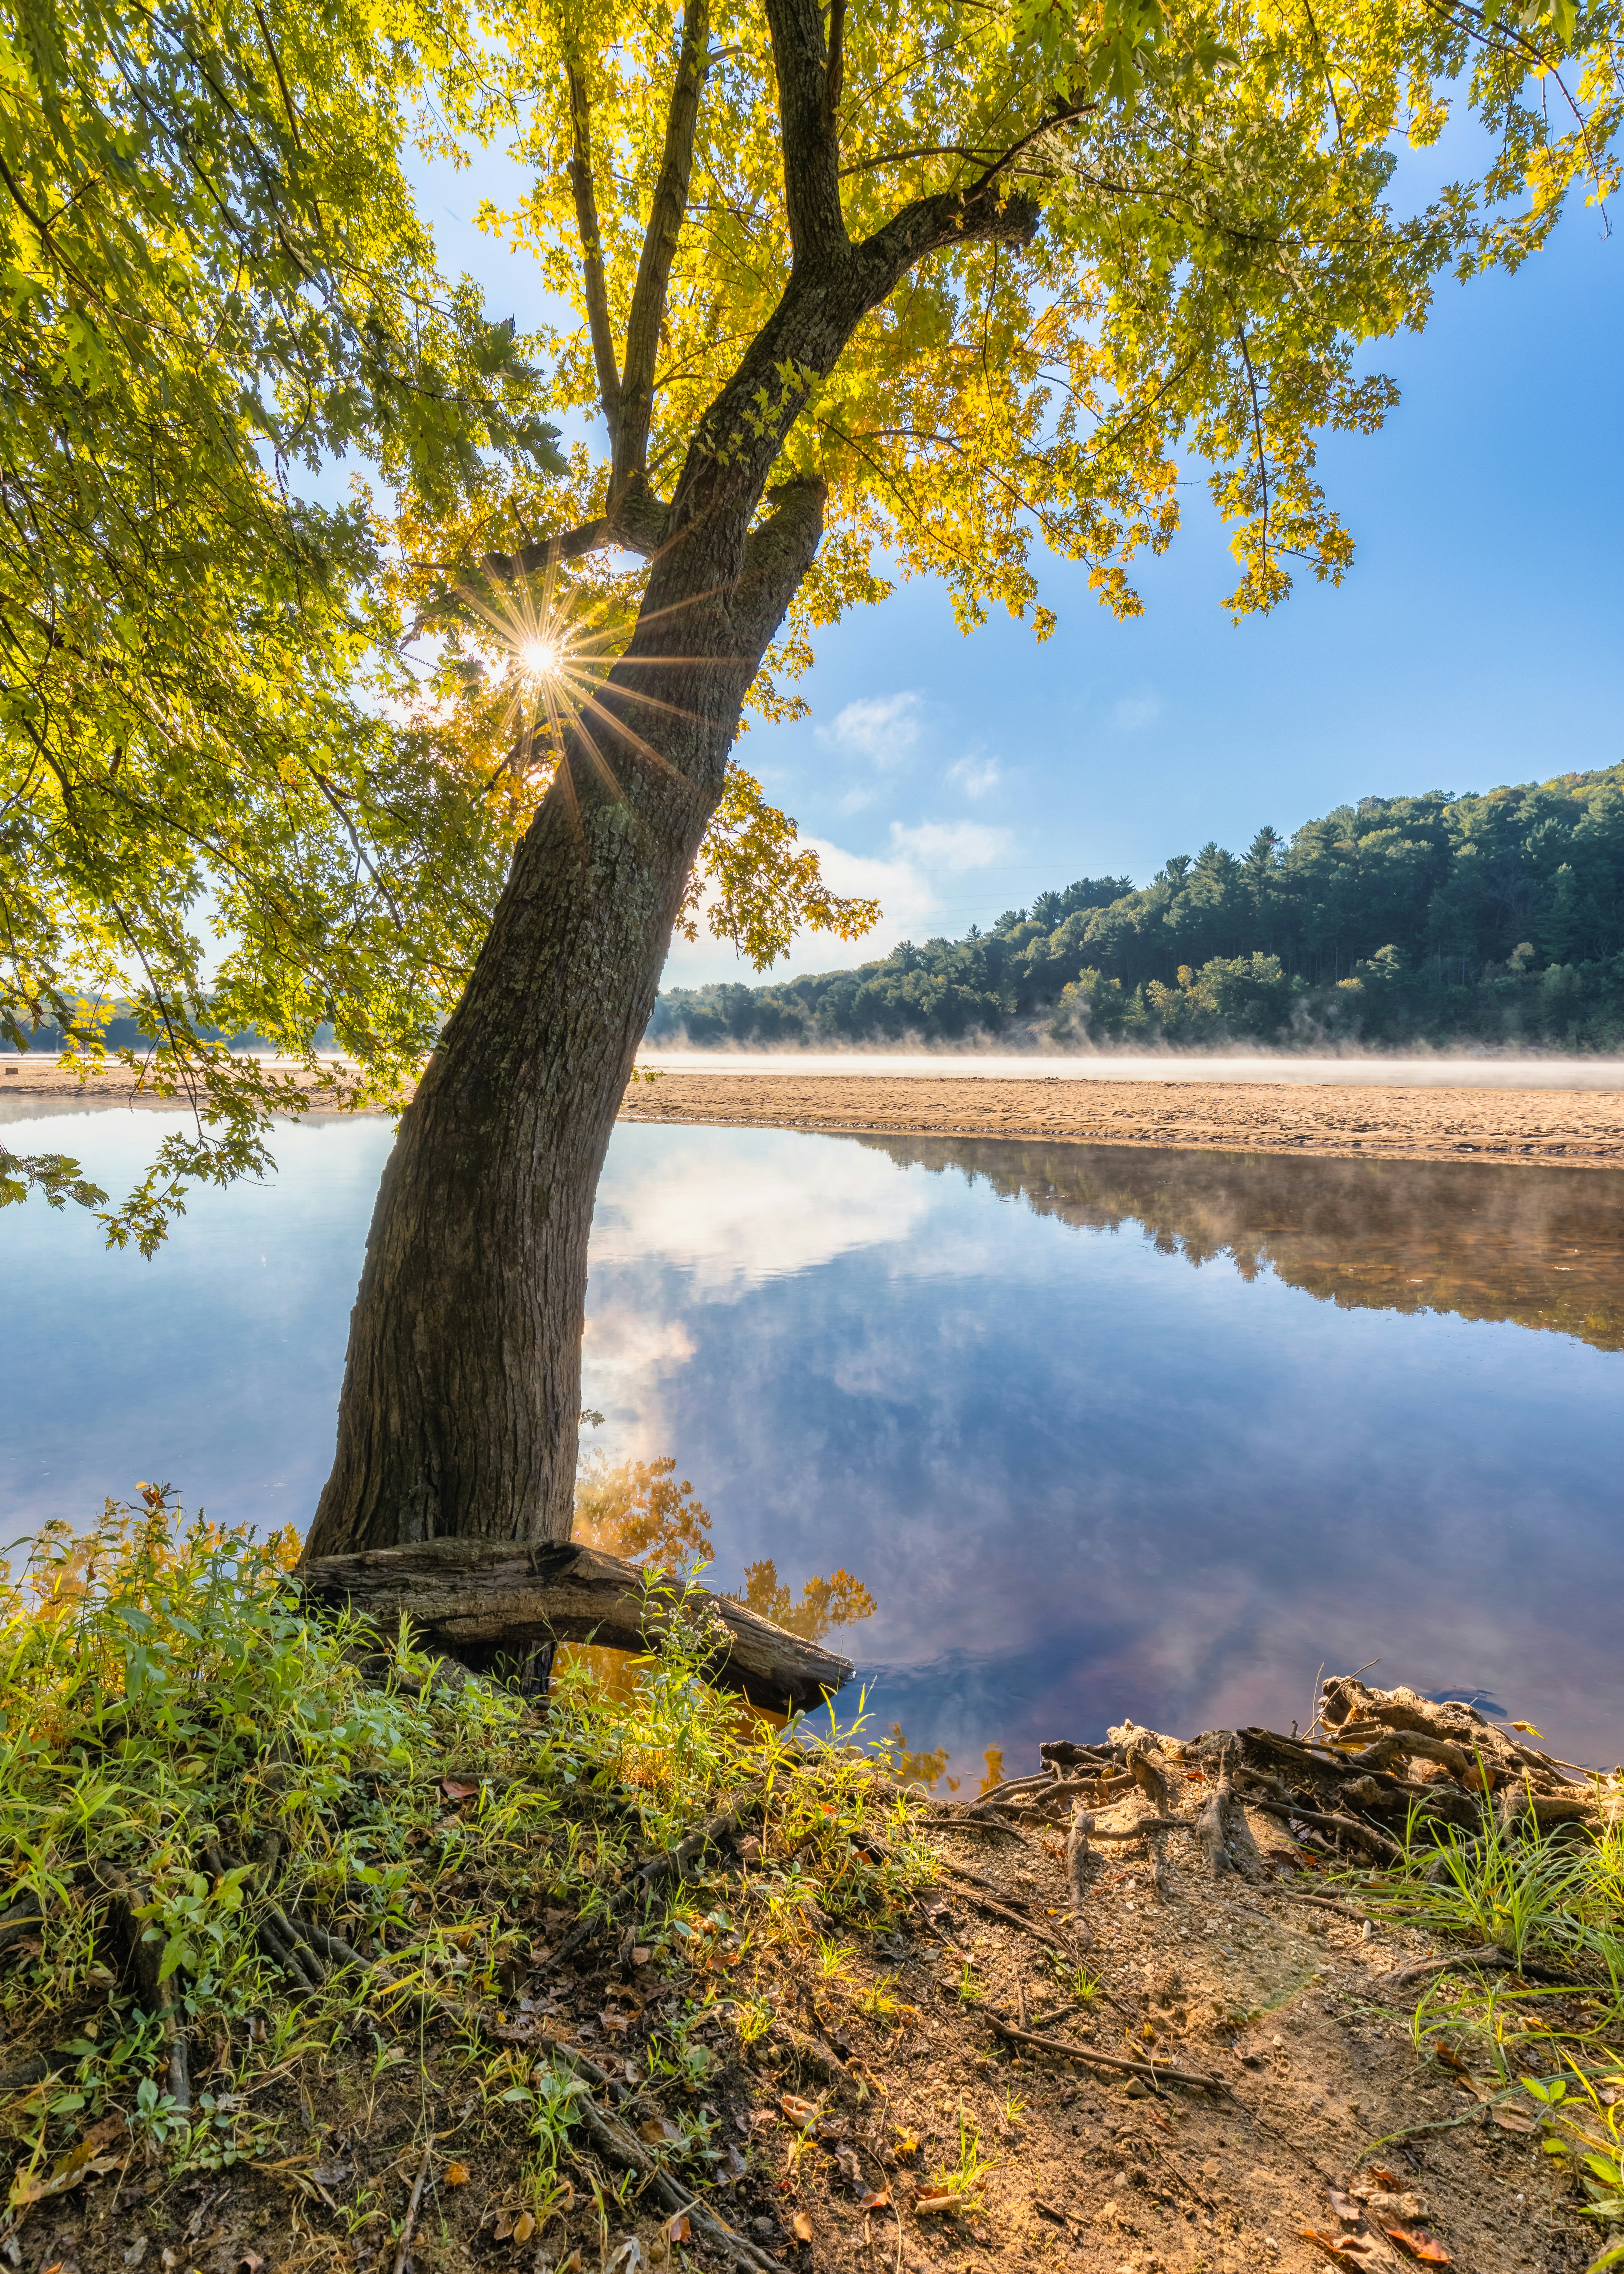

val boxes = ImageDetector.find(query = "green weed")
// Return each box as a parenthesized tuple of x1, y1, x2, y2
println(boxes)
(0, 1488, 939, 2217)
(929, 2100, 997, 2210)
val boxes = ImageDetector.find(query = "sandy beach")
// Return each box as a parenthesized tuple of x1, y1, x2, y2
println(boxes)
(619, 1067, 1624, 1167)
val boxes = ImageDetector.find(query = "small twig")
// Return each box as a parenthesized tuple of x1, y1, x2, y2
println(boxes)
(951, 1883, 1076, 1954)
(922, 1807, 1032, 1844)
(1353, 2090, 1531, 2166)
(984, 2014, 1229, 2096)
(1261, 1884, 1372, 1925)
(391, 2145, 431, 2274)
(934, 1857, 1038, 1907)
(1383, 1944, 1577, 1990)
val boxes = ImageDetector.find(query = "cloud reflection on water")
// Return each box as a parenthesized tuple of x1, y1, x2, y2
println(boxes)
(584, 1126, 1624, 1771)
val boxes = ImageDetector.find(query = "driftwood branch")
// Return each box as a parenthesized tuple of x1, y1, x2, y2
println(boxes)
(296, 1539, 853, 1712)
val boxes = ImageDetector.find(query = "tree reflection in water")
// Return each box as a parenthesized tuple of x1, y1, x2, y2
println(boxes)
(856, 1136, 1624, 1350)
(565, 1453, 875, 1703)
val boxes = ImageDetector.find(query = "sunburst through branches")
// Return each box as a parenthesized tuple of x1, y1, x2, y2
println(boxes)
(447, 543, 719, 837)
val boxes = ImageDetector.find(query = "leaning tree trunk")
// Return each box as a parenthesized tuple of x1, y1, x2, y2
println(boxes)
(304, 0, 1041, 1559)
(303, 483, 825, 1557)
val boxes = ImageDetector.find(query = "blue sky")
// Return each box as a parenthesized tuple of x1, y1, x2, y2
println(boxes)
(415, 133, 1624, 989)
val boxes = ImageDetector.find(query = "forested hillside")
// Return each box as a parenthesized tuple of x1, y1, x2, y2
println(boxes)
(648, 764, 1624, 1051)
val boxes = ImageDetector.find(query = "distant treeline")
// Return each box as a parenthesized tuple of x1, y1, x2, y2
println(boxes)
(648, 763, 1624, 1051)
(10, 1014, 336, 1053)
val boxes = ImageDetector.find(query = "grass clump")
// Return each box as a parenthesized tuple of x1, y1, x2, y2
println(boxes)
(0, 1487, 937, 2266)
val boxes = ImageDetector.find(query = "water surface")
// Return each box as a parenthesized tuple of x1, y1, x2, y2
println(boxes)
(3, 1107, 1620, 1776)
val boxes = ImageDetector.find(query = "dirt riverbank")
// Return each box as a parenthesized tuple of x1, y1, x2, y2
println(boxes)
(619, 1071, 1624, 1168)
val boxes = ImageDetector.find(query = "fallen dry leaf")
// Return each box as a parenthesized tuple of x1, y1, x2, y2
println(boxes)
(632, 1946, 652, 1964)
(492, 2207, 515, 2241)
(1328, 2187, 1368, 2225)
(858, 2186, 892, 2213)
(599, 2009, 631, 2035)
(440, 1777, 476, 1800)
(1368, 2167, 1404, 2191)
(1385, 2224, 1451, 2264)
(892, 2128, 920, 2160)
(236, 2257, 265, 2274)
(1489, 2107, 1538, 2134)
(512, 2210, 536, 2243)
(1301, 2227, 1384, 2268)
(444, 2160, 470, 2187)
(791, 2210, 813, 2242)
(666, 2213, 691, 2244)
(639, 2118, 682, 2145)
(779, 2095, 819, 2126)
(9, 2114, 126, 2209)
(737, 2108, 775, 2134)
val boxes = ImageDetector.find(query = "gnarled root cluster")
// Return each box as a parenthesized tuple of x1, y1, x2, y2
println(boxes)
(925, 1677, 1623, 1946)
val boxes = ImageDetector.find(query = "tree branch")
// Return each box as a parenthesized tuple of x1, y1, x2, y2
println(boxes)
(481, 488, 671, 584)
(761, 0, 847, 262)
(824, 0, 846, 124)
(566, 63, 623, 430)
(616, 0, 712, 494)
(665, 175, 1039, 549)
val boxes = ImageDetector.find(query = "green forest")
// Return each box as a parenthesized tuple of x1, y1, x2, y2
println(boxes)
(648, 761, 1624, 1051)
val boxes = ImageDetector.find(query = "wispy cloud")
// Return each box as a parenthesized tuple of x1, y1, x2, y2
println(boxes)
(949, 752, 1002, 800)
(889, 818, 1014, 871)
(1113, 692, 1161, 732)
(819, 690, 924, 770)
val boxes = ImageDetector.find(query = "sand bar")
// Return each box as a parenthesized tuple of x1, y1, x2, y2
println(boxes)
(620, 1068, 1624, 1167)
(5, 1055, 1623, 1165)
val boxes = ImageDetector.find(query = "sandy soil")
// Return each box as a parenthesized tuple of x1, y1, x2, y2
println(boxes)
(35, 1795, 1591, 2274)
(620, 1071, 1624, 1169)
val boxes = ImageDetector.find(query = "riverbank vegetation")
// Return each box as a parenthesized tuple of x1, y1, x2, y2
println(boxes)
(650, 763, 1624, 1054)
(4, 1495, 1621, 2272)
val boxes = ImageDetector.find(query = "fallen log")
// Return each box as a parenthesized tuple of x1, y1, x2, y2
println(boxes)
(296, 1539, 853, 1713)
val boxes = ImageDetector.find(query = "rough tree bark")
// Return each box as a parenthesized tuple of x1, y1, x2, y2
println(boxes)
(304, 0, 1038, 1559)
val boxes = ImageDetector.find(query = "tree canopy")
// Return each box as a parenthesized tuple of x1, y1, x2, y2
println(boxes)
(651, 760, 1624, 1048)
(4, 0, 1621, 1241)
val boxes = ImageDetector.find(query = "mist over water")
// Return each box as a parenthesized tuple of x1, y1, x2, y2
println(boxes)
(639, 1048, 1624, 1090)
(3, 1106, 1621, 1773)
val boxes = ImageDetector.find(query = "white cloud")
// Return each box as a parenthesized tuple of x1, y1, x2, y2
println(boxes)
(888, 819, 1014, 871)
(591, 1135, 935, 1297)
(948, 753, 1002, 800)
(818, 691, 924, 770)
(1113, 692, 1161, 732)
(657, 817, 1018, 984)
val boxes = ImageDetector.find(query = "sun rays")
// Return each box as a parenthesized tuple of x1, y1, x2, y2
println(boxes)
(445, 542, 733, 833)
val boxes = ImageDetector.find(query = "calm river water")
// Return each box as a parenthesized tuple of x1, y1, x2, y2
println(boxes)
(4, 1102, 1622, 1778)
